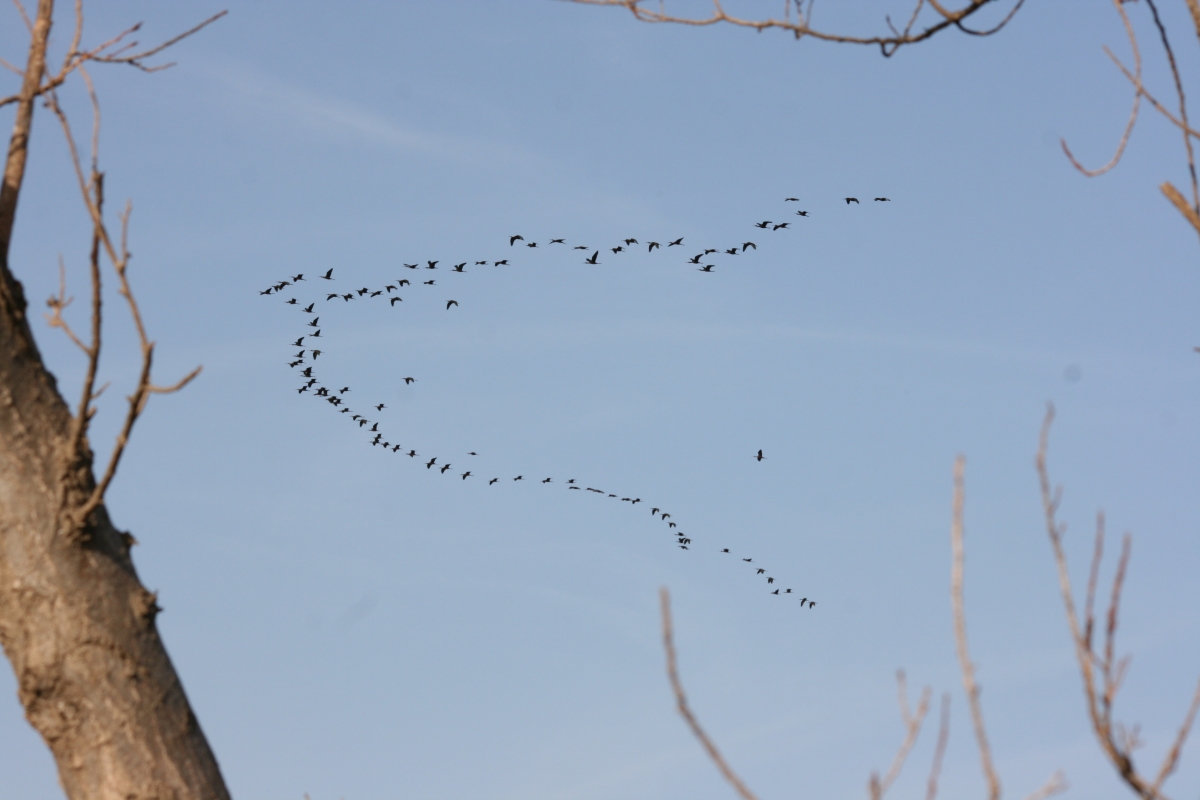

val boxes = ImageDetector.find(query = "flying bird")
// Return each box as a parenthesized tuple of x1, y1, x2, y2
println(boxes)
(453, 263, 465, 272)
(573, 245, 588, 250)
(510, 235, 524, 246)
(755, 449, 765, 461)
(668, 238, 684, 246)
(772, 223, 789, 230)
(585, 251, 599, 265)
(390, 297, 402, 306)
(698, 265, 714, 272)
(688, 254, 702, 264)
(724, 248, 739, 255)
(441, 464, 452, 474)
(846, 197, 860, 204)
(526, 242, 537, 248)
(427, 261, 438, 269)
(796, 210, 809, 216)
(624, 238, 638, 245)
(647, 242, 660, 252)
(754, 221, 772, 229)
(461, 471, 471, 480)
(742, 242, 756, 251)
(404, 377, 416, 384)
(549, 239, 565, 244)
(426, 458, 437, 469)
(446, 300, 459, 309)
(785, 197, 799, 201)
(320, 269, 334, 279)
(874, 197, 891, 202)
(611, 246, 624, 253)
(303, 303, 315, 313)
(424, 280, 436, 285)
(489, 478, 498, 485)
(375, 404, 386, 411)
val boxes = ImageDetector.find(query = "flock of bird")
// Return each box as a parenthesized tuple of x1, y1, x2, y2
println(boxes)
(259, 196, 893, 606)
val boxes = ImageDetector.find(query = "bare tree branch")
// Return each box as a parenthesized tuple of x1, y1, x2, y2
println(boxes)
(1036, 404, 1200, 800)
(924, 694, 951, 800)
(560, 0, 1023, 56)
(870, 670, 932, 800)
(660, 587, 760, 800)
(1062, 0, 1142, 178)
(950, 455, 1002, 800)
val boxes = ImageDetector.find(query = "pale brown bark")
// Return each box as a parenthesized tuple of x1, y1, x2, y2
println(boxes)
(0, 1, 231, 797)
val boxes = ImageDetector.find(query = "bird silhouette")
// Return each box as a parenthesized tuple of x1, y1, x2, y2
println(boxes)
(585, 251, 599, 265)
(647, 242, 660, 252)
(742, 242, 756, 251)
(755, 449, 765, 461)
(407, 450, 417, 457)
(404, 377, 416, 384)
(514, 475, 523, 481)
(874, 197, 891, 202)
(698, 265, 714, 272)
(688, 254, 702, 264)
(510, 235, 524, 245)
(424, 280, 435, 285)
(526, 242, 537, 248)
(611, 246, 624, 253)
(754, 221, 771, 229)
(453, 263, 465, 272)
(757, 568, 765, 575)
(398, 280, 410, 286)
(292, 337, 304, 347)
(668, 237, 684, 246)
(624, 238, 638, 245)
(404, 263, 418, 269)
(796, 210, 809, 216)
(307, 317, 319, 327)
(285, 298, 297, 305)
(772, 223, 789, 230)
(724, 248, 739, 255)
(441, 464, 452, 473)
(427, 261, 438, 269)
(446, 300, 459, 309)
(461, 471, 471, 480)
(784, 197, 799, 201)
(572, 245, 588, 250)
(772, 589, 780, 595)
(846, 197, 860, 204)
(390, 297, 402, 306)
(542, 478, 552, 483)
(426, 458, 437, 469)
(489, 478, 498, 485)
(375, 404, 386, 411)
(743, 558, 752, 563)
(320, 269, 334, 280)
(303, 303, 315, 313)
(550, 239, 565, 244)
(494, 259, 509, 266)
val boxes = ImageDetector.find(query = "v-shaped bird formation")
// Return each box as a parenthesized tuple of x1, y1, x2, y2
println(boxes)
(258, 195, 894, 606)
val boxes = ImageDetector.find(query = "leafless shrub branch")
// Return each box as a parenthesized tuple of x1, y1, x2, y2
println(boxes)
(660, 587, 759, 800)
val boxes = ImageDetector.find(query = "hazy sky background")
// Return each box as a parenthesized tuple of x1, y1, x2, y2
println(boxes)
(2, 2, 1200, 799)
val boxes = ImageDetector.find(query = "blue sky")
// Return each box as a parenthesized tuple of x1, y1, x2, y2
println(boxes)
(2, 2, 1200, 798)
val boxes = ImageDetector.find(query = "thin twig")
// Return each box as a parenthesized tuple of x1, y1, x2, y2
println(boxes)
(1143, 0, 1199, 217)
(561, 0, 1021, 57)
(1150, 677, 1200, 794)
(1022, 772, 1068, 800)
(1061, 0, 1141, 177)
(951, 456, 1002, 800)
(871, 671, 931, 800)
(660, 587, 759, 800)
(924, 694, 950, 800)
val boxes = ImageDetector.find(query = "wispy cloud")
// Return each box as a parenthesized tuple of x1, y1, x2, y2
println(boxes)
(195, 59, 533, 167)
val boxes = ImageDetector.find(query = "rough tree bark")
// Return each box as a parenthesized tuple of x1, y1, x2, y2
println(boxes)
(0, 1, 231, 798)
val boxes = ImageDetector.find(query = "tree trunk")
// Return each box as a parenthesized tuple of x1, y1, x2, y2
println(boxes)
(0, 2, 232, 798)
